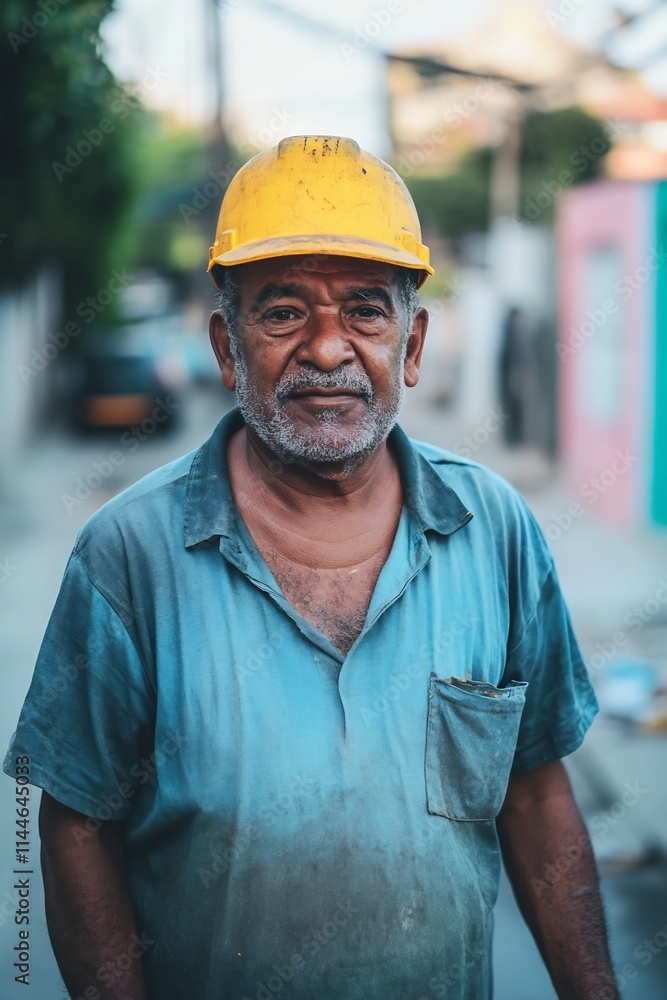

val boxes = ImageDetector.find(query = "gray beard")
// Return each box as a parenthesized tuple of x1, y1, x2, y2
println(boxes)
(230, 338, 407, 474)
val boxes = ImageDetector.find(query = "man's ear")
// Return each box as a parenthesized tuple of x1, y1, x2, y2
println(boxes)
(403, 307, 428, 388)
(209, 310, 236, 391)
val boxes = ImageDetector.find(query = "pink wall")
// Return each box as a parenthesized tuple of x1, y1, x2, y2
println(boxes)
(557, 181, 651, 526)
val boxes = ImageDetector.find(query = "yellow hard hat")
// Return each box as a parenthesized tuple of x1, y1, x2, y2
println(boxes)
(208, 135, 433, 288)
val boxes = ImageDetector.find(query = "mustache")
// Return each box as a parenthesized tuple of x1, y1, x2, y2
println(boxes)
(275, 368, 374, 403)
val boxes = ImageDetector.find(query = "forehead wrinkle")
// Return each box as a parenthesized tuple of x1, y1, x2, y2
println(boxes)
(249, 279, 397, 313)
(251, 284, 302, 309)
(343, 286, 395, 313)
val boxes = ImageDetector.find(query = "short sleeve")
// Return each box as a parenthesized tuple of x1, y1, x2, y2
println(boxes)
(504, 561, 598, 773)
(3, 550, 156, 819)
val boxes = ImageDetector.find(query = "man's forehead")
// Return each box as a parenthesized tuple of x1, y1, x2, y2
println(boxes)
(238, 254, 403, 291)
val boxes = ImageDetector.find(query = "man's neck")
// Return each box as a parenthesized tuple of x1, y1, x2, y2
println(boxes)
(236, 423, 400, 516)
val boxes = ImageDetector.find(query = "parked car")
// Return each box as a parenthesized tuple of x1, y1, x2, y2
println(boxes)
(66, 326, 185, 432)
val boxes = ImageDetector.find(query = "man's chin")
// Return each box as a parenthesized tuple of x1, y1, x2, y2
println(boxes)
(263, 427, 375, 467)
(236, 382, 403, 475)
(245, 413, 389, 472)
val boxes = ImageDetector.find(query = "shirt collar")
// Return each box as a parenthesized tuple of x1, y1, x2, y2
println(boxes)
(183, 405, 472, 549)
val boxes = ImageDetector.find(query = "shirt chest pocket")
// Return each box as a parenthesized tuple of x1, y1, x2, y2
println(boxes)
(425, 674, 528, 821)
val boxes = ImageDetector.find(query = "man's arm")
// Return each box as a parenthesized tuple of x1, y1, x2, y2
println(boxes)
(39, 791, 148, 1000)
(497, 759, 619, 1000)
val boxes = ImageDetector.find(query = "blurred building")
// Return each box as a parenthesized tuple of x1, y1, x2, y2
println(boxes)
(382, 1, 667, 462)
(558, 178, 667, 529)
(387, 1, 667, 183)
(0, 270, 62, 490)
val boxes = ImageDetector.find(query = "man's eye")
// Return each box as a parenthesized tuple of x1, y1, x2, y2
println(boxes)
(350, 306, 383, 319)
(265, 308, 299, 322)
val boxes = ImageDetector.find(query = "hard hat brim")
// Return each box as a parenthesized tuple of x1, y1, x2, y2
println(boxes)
(208, 233, 434, 288)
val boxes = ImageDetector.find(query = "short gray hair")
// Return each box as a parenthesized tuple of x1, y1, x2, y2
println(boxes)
(213, 264, 419, 348)
(214, 266, 242, 349)
(395, 269, 420, 334)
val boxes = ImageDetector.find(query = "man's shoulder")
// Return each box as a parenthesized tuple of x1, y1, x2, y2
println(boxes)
(408, 434, 526, 508)
(406, 432, 551, 561)
(409, 435, 482, 469)
(73, 446, 199, 558)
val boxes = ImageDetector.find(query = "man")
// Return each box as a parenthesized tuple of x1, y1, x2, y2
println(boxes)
(5, 136, 618, 999)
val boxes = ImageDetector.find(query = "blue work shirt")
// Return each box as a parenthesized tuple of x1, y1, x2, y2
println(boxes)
(4, 405, 598, 1000)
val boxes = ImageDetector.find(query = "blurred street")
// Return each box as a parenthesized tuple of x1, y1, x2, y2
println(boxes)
(5, 0, 667, 996)
(1, 376, 666, 998)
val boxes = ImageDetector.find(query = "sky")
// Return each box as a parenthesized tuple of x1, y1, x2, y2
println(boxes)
(100, 0, 665, 156)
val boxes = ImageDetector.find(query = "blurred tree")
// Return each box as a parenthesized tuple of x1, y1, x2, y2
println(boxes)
(405, 147, 492, 240)
(127, 120, 211, 285)
(519, 106, 613, 219)
(0, 0, 141, 314)
(123, 120, 253, 302)
(402, 106, 610, 237)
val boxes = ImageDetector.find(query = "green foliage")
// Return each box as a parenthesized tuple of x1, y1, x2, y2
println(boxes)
(404, 147, 492, 240)
(519, 106, 612, 219)
(126, 121, 211, 280)
(118, 125, 258, 300)
(0, 0, 141, 313)
(401, 106, 612, 236)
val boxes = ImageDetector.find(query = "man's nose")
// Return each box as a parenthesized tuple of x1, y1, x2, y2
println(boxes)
(293, 310, 356, 371)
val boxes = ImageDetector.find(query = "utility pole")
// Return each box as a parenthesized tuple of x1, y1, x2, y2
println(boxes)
(489, 111, 522, 223)
(206, 0, 229, 187)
